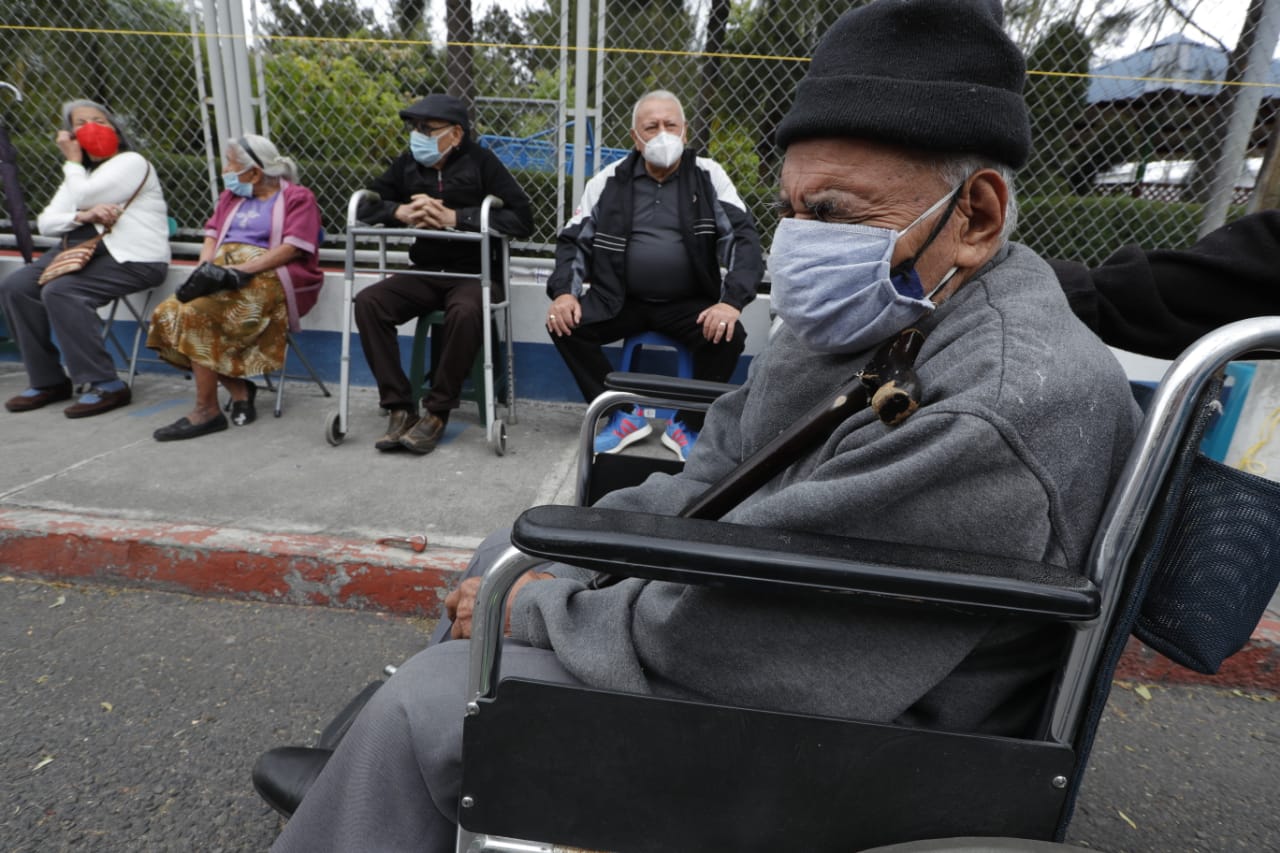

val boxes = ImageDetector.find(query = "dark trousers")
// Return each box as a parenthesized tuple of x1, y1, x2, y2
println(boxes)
(551, 297, 746, 430)
(0, 232, 166, 388)
(353, 272, 483, 416)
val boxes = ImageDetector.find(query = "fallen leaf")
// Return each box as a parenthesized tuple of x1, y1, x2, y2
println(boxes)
(49, 595, 65, 609)
(100, 702, 113, 713)
(1134, 684, 1152, 701)
(1118, 810, 1138, 830)
(32, 756, 54, 771)
(35, 675, 49, 684)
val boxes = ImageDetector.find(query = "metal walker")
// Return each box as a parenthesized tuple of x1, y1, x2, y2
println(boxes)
(327, 191, 515, 455)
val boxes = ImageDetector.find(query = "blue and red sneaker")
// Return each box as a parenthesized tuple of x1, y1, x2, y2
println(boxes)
(661, 419, 698, 461)
(594, 407, 652, 454)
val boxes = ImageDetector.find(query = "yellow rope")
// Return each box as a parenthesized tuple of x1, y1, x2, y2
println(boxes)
(1234, 406, 1280, 477)
(0, 22, 1273, 86)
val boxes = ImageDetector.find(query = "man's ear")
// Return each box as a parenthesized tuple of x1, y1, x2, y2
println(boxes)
(629, 128, 642, 149)
(953, 169, 1008, 268)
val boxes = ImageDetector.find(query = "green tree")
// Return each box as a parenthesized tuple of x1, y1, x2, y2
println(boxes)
(263, 0, 381, 38)
(1023, 20, 1092, 195)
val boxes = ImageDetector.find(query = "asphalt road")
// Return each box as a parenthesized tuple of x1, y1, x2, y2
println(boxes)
(1, 577, 1276, 853)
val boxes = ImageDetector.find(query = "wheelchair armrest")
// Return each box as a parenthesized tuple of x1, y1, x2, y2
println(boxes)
(603, 371, 738, 404)
(511, 505, 1100, 621)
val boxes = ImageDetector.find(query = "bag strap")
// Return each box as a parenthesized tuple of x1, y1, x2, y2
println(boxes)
(99, 162, 151, 237)
(81, 161, 151, 244)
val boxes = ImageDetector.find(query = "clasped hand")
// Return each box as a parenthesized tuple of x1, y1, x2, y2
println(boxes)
(444, 570, 555, 640)
(78, 202, 124, 227)
(397, 194, 457, 230)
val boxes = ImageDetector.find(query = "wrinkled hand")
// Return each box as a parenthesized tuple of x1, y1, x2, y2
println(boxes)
(396, 194, 456, 230)
(697, 303, 741, 343)
(445, 570, 556, 640)
(79, 203, 123, 227)
(56, 130, 83, 164)
(416, 195, 457, 230)
(546, 294, 582, 337)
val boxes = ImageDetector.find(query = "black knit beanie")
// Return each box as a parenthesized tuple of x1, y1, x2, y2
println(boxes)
(775, 0, 1031, 169)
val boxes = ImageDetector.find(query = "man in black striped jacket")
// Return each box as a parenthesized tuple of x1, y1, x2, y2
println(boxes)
(545, 90, 764, 461)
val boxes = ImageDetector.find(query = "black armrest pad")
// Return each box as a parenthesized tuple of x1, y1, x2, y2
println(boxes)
(511, 505, 1099, 620)
(603, 372, 738, 404)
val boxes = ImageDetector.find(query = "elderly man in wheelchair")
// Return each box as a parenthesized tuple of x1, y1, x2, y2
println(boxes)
(263, 2, 1153, 850)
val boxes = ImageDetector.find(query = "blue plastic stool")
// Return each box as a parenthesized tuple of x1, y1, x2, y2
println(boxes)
(619, 331, 693, 422)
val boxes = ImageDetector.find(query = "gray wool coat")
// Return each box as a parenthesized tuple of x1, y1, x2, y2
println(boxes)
(511, 242, 1141, 733)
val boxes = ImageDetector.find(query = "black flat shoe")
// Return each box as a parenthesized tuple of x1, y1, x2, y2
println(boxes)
(153, 413, 229, 442)
(229, 381, 257, 426)
(252, 746, 334, 818)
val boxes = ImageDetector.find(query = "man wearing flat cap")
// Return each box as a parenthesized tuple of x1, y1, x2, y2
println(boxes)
(353, 94, 533, 456)
(264, 2, 1139, 846)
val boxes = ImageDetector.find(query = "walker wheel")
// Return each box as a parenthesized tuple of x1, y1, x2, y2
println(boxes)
(325, 410, 346, 446)
(491, 419, 507, 457)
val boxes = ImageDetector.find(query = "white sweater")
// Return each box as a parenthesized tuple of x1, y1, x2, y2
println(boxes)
(37, 152, 171, 264)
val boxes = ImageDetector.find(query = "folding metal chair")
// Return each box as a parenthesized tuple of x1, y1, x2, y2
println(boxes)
(100, 288, 157, 386)
(456, 317, 1280, 853)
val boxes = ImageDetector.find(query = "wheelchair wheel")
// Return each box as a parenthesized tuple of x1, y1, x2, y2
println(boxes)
(490, 418, 507, 457)
(325, 410, 346, 447)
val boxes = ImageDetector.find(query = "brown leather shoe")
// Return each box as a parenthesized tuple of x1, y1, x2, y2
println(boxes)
(63, 385, 132, 419)
(5, 379, 73, 412)
(374, 409, 419, 451)
(400, 413, 446, 455)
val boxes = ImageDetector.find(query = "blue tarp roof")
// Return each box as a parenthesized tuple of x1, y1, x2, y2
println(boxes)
(1087, 33, 1280, 103)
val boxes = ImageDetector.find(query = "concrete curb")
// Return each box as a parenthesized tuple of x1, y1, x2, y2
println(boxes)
(0, 508, 469, 617)
(1115, 615, 1280, 693)
(2, 506, 1276, 692)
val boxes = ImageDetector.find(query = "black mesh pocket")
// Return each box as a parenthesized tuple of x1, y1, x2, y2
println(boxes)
(1134, 452, 1280, 674)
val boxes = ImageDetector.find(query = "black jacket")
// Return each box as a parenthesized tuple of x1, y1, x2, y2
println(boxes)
(546, 150, 764, 325)
(358, 135, 533, 274)
(1053, 210, 1280, 359)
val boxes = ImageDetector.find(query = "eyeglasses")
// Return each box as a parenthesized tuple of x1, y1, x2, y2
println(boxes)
(407, 120, 453, 135)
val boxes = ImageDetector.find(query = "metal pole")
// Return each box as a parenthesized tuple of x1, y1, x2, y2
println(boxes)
(556, 0, 569, 233)
(214, 0, 245, 137)
(570, 0, 590, 206)
(249, 0, 270, 138)
(226, 0, 257, 134)
(1199, 0, 1280, 236)
(201, 0, 233, 145)
(188, 0, 220, 208)
(592, 0, 606, 176)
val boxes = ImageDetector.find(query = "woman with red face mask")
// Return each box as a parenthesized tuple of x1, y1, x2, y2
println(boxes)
(0, 99, 170, 418)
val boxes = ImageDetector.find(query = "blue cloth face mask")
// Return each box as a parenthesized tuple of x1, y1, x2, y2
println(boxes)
(222, 169, 254, 198)
(410, 130, 449, 167)
(768, 187, 962, 354)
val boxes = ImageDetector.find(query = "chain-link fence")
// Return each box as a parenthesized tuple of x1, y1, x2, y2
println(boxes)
(0, 0, 1278, 265)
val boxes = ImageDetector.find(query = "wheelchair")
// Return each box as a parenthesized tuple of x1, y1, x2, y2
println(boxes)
(327, 190, 514, 455)
(454, 317, 1280, 852)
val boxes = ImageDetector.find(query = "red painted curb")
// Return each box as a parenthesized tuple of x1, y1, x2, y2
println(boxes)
(2, 508, 1277, 692)
(0, 508, 469, 617)
(1115, 635, 1279, 693)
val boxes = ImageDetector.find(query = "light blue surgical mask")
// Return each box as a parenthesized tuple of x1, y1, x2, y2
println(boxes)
(768, 187, 962, 354)
(410, 130, 449, 167)
(222, 169, 254, 198)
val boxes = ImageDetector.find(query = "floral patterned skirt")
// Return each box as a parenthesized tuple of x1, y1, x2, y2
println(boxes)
(147, 243, 287, 377)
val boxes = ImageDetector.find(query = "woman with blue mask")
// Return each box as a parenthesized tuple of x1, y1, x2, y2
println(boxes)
(147, 135, 323, 440)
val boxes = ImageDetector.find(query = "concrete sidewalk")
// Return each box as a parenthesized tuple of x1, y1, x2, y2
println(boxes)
(0, 361, 587, 616)
(0, 361, 1276, 690)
